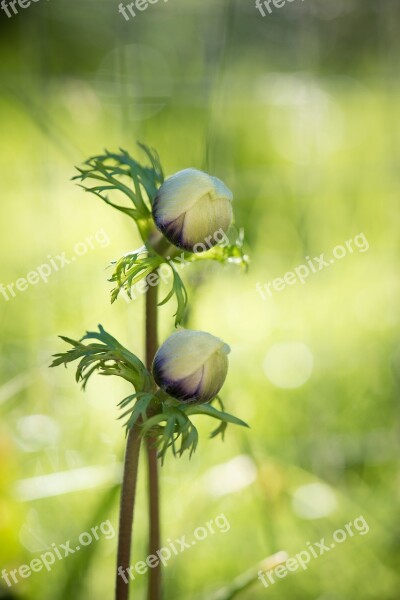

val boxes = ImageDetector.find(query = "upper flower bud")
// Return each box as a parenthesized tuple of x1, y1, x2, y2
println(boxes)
(152, 168, 233, 252)
(152, 330, 230, 404)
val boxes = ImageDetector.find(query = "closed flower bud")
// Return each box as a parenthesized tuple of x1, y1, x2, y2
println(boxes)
(152, 168, 233, 252)
(153, 330, 230, 404)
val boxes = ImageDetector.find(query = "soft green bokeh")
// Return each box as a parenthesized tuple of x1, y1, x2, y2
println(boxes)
(1, 0, 399, 598)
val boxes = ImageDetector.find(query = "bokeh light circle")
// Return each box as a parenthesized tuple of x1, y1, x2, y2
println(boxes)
(263, 342, 314, 389)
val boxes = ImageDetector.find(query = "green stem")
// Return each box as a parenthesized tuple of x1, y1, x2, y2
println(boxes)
(115, 425, 142, 600)
(145, 280, 162, 600)
(115, 269, 162, 600)
(115, 271, 160, 600)
(146, 436, 161, 599)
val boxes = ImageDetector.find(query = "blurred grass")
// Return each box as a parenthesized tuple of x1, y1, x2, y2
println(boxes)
(1, 0, 400, 598)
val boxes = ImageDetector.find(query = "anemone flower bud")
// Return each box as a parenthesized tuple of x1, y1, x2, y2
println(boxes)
(152, 330, 230, 404)
(152, 168, 233, 252)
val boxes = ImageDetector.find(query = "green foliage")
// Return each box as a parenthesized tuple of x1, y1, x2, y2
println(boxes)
(185, 401, 249, 435)
(50, 325, 152, 393)
(158, 262, 188, 327)
(109, 247, 164, 303)
(139, 396, 249, 464)
(108, 248, 188, 326)
(187, 228, 249, 270)
(108, 235, 247, 327)
(73, 144, 164, 240)
(51, 326, 248, 462)
(118, 392, 156, 429)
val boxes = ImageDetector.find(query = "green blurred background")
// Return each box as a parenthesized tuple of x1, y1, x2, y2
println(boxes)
(1, 0, 399, 598)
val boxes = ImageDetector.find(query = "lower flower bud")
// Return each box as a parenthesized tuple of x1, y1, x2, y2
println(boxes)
(152, 330, 230, 404)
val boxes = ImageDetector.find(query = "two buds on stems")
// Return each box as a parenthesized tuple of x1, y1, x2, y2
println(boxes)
(55, 148, 246, 453)
(151, 168, 233, 404)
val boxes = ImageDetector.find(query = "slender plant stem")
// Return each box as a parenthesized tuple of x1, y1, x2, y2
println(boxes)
(145, 280, 159, 369)
(145, 279, 162, 600)
(115, 276, 161, 600)
(115, 425, 142, 600)
(146, 435, 161, 599)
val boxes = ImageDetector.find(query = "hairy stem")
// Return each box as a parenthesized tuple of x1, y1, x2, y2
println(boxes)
(115, 425, 142, 600)
(145, 280, 162, 600)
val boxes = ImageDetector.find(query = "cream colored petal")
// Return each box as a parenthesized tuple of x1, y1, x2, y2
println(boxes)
(182, 196, 233, 249)
(197, 349, 229, 401)
(154, 330, 228, 381)
(153, 169, 215, 223)
(210, 176, 233, 203)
